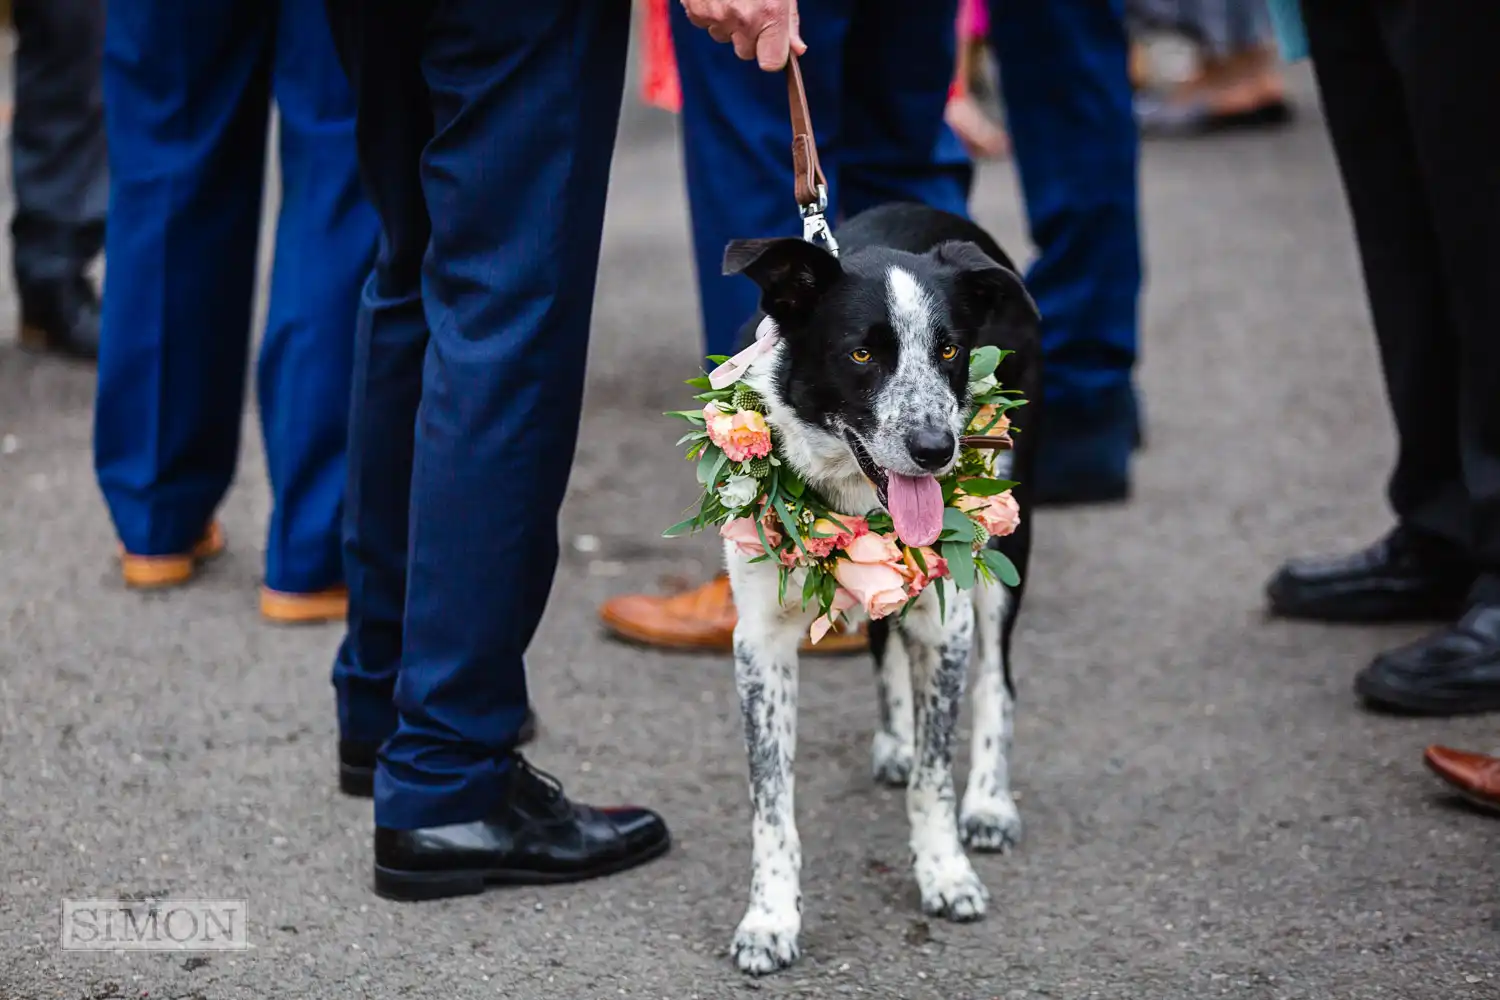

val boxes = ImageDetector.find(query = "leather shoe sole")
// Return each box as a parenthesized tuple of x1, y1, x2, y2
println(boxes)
(372, 834, 671, 901)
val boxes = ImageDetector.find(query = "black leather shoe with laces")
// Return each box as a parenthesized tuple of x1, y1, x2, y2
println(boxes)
(371, 755, 670, 901)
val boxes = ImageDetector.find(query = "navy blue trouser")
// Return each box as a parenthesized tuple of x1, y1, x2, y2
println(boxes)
(990, 0, 1142, 428)
(670, 0, 969, 360)
(324, 0, 630, 828)
(94, 0, 378, 594)
(9, 0, 106, 290)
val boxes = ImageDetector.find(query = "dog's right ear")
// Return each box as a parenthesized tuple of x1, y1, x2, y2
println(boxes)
(723, 238, 843, 326)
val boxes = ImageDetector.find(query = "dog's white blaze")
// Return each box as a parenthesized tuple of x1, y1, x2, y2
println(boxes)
(885, 266, 936, 353)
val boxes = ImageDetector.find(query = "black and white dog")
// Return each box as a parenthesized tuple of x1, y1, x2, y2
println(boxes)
(718, 203, 1041, 975)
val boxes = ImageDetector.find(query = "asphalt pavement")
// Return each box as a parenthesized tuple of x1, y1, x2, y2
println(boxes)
(4, 62, 1500, 1000)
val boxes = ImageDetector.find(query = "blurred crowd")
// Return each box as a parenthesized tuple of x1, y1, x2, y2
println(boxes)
(5, 0, 1500, 895)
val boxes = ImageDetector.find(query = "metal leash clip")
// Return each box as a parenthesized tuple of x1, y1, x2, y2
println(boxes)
(800, 184, 839, 257)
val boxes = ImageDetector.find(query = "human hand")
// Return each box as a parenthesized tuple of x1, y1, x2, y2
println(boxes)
(681, 0, 806, 71)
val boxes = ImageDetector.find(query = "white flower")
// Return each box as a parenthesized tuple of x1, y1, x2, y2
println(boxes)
(717, 474, 759, 510)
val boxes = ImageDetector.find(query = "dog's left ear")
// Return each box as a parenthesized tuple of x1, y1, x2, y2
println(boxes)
(723, 237, 844, 326)
(933, 240, 1040, 334)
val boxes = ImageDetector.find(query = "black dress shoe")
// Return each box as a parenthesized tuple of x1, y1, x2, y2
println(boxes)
(1266, 531, 1473, 623)
(1355, 605, 1500, 715)
(372, 755, 670, 901)
(339, 708, 538, 798)
(18, 277, 100, 361)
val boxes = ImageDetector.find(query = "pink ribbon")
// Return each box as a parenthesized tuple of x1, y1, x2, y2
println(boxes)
(708, 317, 780, 390)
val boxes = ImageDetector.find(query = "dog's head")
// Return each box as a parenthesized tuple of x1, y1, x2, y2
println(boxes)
(724, 236, 1038, 545)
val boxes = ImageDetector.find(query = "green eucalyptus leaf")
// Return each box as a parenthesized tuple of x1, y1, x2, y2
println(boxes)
(980, 547, 1022, 587)
(955, 478, 1018, 497)
(942, 541, 977, 589)
(941, 507, 976, 542)
(662, 517, 698, 538)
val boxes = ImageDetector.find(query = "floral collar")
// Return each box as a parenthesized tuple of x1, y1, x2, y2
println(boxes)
(666, 345, 1026, 643)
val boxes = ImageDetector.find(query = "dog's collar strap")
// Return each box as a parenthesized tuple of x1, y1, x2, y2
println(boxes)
(708, 316, 780, 390)
(786, 55, 838, 258)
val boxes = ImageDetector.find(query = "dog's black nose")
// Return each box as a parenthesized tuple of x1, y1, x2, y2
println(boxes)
(906, 427, 956, 472)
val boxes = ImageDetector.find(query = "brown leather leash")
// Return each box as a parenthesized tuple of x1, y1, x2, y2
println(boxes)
(784, 54, 837, 256)
(784, 55, 1009, 452)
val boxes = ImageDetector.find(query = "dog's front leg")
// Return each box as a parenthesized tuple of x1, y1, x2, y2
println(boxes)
(900, 592, 988, 921)
(960, 579, 1023, 851)
(727, 560, 807, 975)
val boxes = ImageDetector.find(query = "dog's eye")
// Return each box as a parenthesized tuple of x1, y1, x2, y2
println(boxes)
(940, 344, 960, 361)
(850, 348, 872, 364)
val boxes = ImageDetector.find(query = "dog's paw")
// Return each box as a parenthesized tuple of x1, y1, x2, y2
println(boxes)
(871, 731, 914, 787)
(731, 914, 801, 976)
(916, 858, 989, 923)
(960, 794, 1023, 853)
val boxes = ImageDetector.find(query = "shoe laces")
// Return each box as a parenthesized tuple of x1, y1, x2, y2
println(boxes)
(511, 755, 570, 815)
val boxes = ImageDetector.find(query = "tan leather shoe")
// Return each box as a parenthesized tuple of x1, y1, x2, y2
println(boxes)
(599, 574, 867, 655)
(1424, 745, 1500, 814)
(261, 585, 349, 625)
(119, 522, 226, 589)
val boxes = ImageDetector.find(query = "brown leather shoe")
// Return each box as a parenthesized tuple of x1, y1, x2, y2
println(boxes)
(261, 585, 349, 625)
(1423, 746, 1500, 814)
(119, 522, 226, 589)
(599, 574, 867, 655)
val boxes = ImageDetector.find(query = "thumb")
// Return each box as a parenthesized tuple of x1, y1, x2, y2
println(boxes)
(756, 16, 791, 71)
(789, 3, 806, 55)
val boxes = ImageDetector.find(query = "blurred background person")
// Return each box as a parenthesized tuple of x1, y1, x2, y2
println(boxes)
(92, 0, 378, 622)
(945, 0, 1008, 162)
(1265, 2, 1500, 717)
(1129, 0, 1292, 134)
(8, 0, 105, 360)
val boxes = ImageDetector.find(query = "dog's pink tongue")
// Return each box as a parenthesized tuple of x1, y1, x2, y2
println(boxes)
(887, 472, 944, 548)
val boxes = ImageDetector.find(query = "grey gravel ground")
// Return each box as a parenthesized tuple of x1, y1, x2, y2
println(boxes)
(4, 63, 1500, 1000)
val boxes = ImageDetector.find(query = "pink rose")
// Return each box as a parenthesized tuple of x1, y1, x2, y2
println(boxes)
(720, 515, 781, 558)
(901, 545, 950, 595)
(703, 404, 773, 463)
(955, 489, 1021, 538)
(803, 512, 869, 558)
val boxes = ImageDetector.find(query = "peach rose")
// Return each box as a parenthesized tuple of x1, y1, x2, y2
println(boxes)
(844, 531, 902, 566)
(720, 515, 781, 558)
(703, 404, 772, 463)
(834, 559, 910, 620)
(834, 532, 911, 620)
(955, 489, 1021, 538)
(968, 405, 1011, 438)
(901, 545, 950, 595)
(803, 512, 870, 558)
